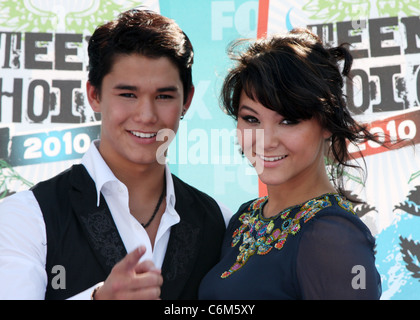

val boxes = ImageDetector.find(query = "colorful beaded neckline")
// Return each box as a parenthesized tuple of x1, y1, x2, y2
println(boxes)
(221, 193, 354, 279)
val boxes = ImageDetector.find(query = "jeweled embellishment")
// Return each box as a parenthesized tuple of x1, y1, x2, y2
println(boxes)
(221, 194, 344, 279)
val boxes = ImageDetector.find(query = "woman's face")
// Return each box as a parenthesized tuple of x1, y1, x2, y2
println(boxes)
(237, 90, 331, 189)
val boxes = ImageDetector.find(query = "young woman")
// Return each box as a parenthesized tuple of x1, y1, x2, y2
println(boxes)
(199, 28, 382, 299)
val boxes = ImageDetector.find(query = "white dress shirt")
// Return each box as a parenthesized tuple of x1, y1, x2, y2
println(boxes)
(0, 140, 232, 300)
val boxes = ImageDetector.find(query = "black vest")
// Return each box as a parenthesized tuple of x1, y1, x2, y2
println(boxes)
(31, 164, 225, 300)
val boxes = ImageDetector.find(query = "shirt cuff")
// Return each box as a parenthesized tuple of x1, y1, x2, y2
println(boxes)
(66, 283, 101, 300)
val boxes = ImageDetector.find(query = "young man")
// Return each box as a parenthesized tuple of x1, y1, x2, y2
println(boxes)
(0, 8, 230, 300)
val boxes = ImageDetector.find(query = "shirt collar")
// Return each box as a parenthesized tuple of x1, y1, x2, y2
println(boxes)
(81, 140, 176, 211)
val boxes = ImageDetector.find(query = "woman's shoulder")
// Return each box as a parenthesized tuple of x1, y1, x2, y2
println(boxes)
(308, 194, 366, 226)
(301, 193, 375, 243)
(302, 193, 355, 218)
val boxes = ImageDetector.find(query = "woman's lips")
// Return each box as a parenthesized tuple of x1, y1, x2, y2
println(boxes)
(256, 153, 288, 168)
(258, 154, 287, 162)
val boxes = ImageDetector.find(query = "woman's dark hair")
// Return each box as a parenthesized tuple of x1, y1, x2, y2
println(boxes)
(221, 28, 386, 197)
(88, 8, 194, 103)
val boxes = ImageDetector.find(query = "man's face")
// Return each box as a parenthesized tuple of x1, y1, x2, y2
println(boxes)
(87, 54, 193, 171)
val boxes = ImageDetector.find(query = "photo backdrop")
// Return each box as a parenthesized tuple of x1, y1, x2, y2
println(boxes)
(0, 0, 419, 299)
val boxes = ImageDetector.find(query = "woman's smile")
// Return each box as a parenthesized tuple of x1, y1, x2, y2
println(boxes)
(256, 153, 289, 167)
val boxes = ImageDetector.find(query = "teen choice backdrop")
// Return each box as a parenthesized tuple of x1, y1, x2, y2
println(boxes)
(0, 0, 419, 299)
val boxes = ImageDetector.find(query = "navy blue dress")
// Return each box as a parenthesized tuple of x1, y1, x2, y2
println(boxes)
(199, 193, 382, 300)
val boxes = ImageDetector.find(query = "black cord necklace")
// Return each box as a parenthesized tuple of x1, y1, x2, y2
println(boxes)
(141, 179, 166, 229)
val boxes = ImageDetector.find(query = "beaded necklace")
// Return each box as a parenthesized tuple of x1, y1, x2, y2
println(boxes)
(221, 193, 353, 279)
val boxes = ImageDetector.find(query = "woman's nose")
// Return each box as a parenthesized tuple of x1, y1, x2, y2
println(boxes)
(261, 126, 280, 151)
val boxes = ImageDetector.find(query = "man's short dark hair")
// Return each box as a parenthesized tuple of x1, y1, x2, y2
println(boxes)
(88, 8, 194, 103)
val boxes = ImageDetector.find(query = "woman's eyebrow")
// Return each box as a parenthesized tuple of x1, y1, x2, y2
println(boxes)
(239, 105, 258, 114)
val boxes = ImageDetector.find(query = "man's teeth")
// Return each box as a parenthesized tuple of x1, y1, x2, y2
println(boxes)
(130, 131, 157, 138)
(259, 155, 287, 162)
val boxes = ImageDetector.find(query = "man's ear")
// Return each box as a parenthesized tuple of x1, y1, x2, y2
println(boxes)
(86, 81, 101, 113)
(182, 86, 195, 116)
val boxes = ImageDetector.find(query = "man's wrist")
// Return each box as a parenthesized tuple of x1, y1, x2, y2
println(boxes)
(90, 282, 104, 300)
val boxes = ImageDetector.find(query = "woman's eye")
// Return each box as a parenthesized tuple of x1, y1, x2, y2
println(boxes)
(281, 119, 299, 125)
(241, 115, 259, 124)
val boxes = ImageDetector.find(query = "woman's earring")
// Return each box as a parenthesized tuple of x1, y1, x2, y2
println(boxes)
(180, 109, 186, 120)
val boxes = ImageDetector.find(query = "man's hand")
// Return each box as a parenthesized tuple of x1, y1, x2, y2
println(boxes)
(94, 246, 163, 300)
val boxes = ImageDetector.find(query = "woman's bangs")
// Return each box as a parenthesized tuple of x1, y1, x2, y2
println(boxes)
(241, 70, 313, 121)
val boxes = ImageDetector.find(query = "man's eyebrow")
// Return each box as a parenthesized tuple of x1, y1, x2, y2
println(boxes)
(113, 84, 179, 92)
(157, 86, 179, 92)
(114, 84, 138, 91)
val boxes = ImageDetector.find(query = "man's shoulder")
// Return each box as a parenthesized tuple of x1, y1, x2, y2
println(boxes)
(171, 174, 227, 224)
(171, 174, 217, 204)
(31, 164, 88, 191)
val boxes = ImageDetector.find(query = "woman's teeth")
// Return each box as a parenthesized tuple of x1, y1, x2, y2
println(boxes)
(259, 155, 287, 162)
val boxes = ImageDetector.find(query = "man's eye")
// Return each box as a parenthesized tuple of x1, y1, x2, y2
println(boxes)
(156, 94, 173, 100)
(120, 93, 136, 98)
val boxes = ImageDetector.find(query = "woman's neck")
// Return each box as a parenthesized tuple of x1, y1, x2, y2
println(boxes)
(263, 175, 336, 219)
